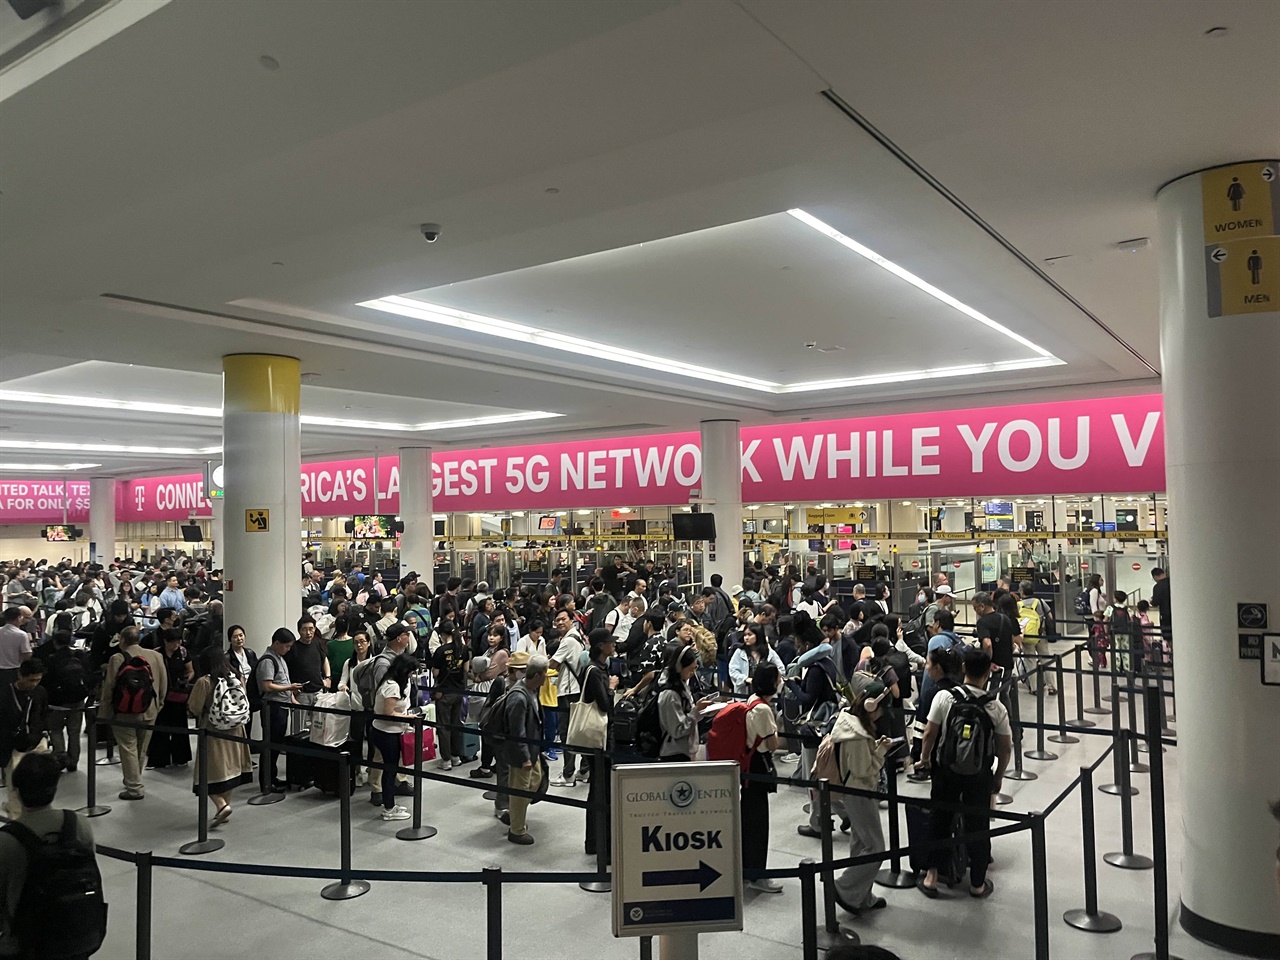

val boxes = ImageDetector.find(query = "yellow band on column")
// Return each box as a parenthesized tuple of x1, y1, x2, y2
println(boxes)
(223, 355, 301, 415)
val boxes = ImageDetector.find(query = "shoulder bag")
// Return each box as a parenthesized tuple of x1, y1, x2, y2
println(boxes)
(566, 665, 608, 750)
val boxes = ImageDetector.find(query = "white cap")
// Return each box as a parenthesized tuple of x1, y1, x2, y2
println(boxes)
(936, 584, 953, 596)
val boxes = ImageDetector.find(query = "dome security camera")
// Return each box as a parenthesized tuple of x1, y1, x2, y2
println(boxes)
(420, 223, 442, 242)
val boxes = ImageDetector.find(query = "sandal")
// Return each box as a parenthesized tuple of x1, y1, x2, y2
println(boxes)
(917, 879, 939, 899)
(970, 879, 995, 899)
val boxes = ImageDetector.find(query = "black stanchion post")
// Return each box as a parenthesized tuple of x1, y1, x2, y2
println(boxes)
(180, 727, 226, 855)
(95, 706, 120, 766)
(77, 705, 111, 817)
(639, 936, 653, 960)
(1127, 672, 1149, 772)
(1004, 681, 1036, 782)
(1085, 639, 1109, 716)
(1031, 813, 1051, 960)
(484, 865, 503, 960)
(1099, 682, 1137, 797)
(397, 714, 438, 841)
(815, 780, 859, 949)
(136, 849, 153, 960)
(1025, 663, 1058, 761)
(1069, 645, 1098, 727)
(875, 759, 915, 888)
(321, 752, 370, 900)
(800, 858, 819, 960)
(1049, 655, 1079, 744)
(247, 703, 284, 806)
(1132, 683, 1185, 960)
(1104, 731, 1153, 871)
(580, 750, 611, 893)
(1064, 764, 1123, 932)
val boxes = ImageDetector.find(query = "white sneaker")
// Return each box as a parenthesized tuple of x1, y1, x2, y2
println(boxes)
(776, 752, 801, 765)
(382, 805, 411, 821)
(437, 759, 452, 771)
(549, 774, 576, 787)
(749, 878, 784, 894)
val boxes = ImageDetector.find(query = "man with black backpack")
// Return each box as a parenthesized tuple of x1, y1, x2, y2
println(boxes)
(34, 631, 88, 773)
(100, 626, 167, 801)
(0, 752, 106, 960)
(915, 647, 1012, 899)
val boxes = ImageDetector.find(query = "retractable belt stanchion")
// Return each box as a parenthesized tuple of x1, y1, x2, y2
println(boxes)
(1048, 655, 1079, 744)
(397, 714, 437, 841)
(1024, 662, 1058, 761)
(1064, 763, 1123, 932)
(1103, 730, 1153, 871)
(76, 704, 111, 818)
(579, 750, 611, 893)
(321, 751, 370, 900)
(800, 858, 819, 960)
(1084, 634, 1109, 716)
(179, 727, 226, 855)
(1068, 644, 1098, 727)
(1099, 682, 1137, 797)
(1031, 812, 1051, 960)
(1003, 680, 1036, 782)
(483, 865, 503, 960)
(1126, 673, 1149, 773)
(95, 703, 120, 766)
(136, 849, 153, 960)
(1132, 682, 1184, 960)
(875, 758, 916, 888)
(816, 780, 858, 949)
(247, 702, 284, 806)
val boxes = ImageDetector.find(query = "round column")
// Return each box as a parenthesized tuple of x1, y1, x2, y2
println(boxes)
(221, 355, 301, 655)
(397, 446, 434, 582)
(209, 496, 224, 569)
(699, 420, 743, 591)
(88, 477, 115, 565)
(1156, 160, 1280, 956)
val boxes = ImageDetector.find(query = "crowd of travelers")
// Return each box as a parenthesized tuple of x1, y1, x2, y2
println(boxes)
(0, 550, 1182, 957)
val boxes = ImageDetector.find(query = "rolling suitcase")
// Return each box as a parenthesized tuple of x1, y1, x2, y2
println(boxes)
(459, 695, 484, 763)
(906, 801, 969, 885)
(285, 731, 356, 797)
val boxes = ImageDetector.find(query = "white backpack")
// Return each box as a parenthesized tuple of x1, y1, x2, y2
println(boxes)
(207, 676, 251, 731)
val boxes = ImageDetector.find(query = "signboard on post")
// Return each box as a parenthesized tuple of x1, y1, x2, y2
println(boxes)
(1261, 634, 1280, 687)
(612, 761, 743, 938)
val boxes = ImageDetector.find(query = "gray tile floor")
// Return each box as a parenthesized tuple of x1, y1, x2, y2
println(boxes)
(41, 665, 1235, 960)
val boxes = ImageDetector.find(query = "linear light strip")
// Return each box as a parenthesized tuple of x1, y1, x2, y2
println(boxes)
(360, 296, 781, 392)
(0, 463, 103, 471)
(777, 357, 1063, 393)
(0, 440, 221, 456)
(784, 209, 1057, 359)
(0, 390, 561, 432)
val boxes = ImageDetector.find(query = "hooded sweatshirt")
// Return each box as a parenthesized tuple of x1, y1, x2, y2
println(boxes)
(828, 711, 887, 792)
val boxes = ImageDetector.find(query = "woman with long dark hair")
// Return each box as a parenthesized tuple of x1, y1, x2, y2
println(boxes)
(187, 646, 253, 826)
(368, 653, 419, 823)
(658, 645, 715, 762)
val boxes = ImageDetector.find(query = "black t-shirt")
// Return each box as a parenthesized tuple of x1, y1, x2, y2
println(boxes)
(601, 563, 622, 594)
(976, 612, 1015, 671)
(432, 639, 470, 694)
(284, 638, 325, 692)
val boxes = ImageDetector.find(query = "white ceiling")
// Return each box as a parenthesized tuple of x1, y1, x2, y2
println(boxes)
(1, 0, 1276, 480)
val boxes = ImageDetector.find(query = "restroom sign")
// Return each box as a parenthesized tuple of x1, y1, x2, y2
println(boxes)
(1205, 236, 1278, 317)
(1201, 162, 1278, 244)
(612, 761, 743, 938)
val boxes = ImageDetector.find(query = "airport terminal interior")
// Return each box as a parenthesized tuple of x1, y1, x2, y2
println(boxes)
(0, 2, 1277, 959)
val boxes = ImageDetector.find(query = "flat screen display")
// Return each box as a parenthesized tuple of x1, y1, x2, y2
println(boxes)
(985, 517, 1016, 532)
(537, 515, 563, 535)
(671, 512, 716, 541)
(180, 524, 204, 543)
(983, 501, 1014, 517)
(353, 515, 395, 538)
(44, 525, 73, 542)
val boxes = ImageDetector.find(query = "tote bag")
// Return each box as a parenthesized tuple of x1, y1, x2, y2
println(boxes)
(565, 666, 608, 750)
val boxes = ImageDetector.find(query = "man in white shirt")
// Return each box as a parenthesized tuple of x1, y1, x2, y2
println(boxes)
(605, 596, 641, 644)
(917, 647, 1011, 898)
(548, 611, 585, 787)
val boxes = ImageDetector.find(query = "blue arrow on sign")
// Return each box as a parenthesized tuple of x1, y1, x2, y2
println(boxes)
(642, 860, 721, 892)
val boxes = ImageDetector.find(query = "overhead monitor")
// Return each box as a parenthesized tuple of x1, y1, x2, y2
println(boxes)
(536, 515, 564, 535)
(671, 512, 716, 541)
(985, 517, 1016, 532)
(43, 525, 73, 542)
(983, 501, 1014, 517)
(352, 515, 396, 538)
(180, 523, 204, 543)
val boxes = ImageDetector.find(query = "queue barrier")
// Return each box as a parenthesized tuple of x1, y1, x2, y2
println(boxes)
(74, 638, 1177, 960)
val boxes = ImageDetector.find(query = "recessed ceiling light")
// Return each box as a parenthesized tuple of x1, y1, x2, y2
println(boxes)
(782, 504, 796, 510)
(360, 211, 1063, 394)
(901, 501, 913, 506)
(746, 505, 760, 511)
(577, 509, 592, 515)
(852, 501, 865, 507)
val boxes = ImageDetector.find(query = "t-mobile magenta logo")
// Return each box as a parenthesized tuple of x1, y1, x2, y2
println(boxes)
(134, 487, 145, 511)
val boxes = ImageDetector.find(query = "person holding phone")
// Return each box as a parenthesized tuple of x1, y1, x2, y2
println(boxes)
(255, 628, 303, 794)
(828, 680, 894, 916)
(658, 645, 716, 762)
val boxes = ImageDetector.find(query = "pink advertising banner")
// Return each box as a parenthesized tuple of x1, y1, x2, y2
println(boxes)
(4, 394, 1165, 523)
(0, 481, 90, 524)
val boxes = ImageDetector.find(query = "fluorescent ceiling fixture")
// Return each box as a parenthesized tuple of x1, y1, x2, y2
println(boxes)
(0, 390, 559, 433)
(361, 210, 1062, 394)
(0, 440, 220, 456)
(360, 296, 779, 392)
(0, 462, 103, 471)
(785, 209, 1056, 359)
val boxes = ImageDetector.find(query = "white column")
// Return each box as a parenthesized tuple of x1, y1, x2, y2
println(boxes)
(1156, 160, 1280, 955)
(398, 446, 433, 582)
(210, 497, 224, 568)
(89, 477, 115, 565)
(221, 355, 302, 655)
(699, 420, 743, 590)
